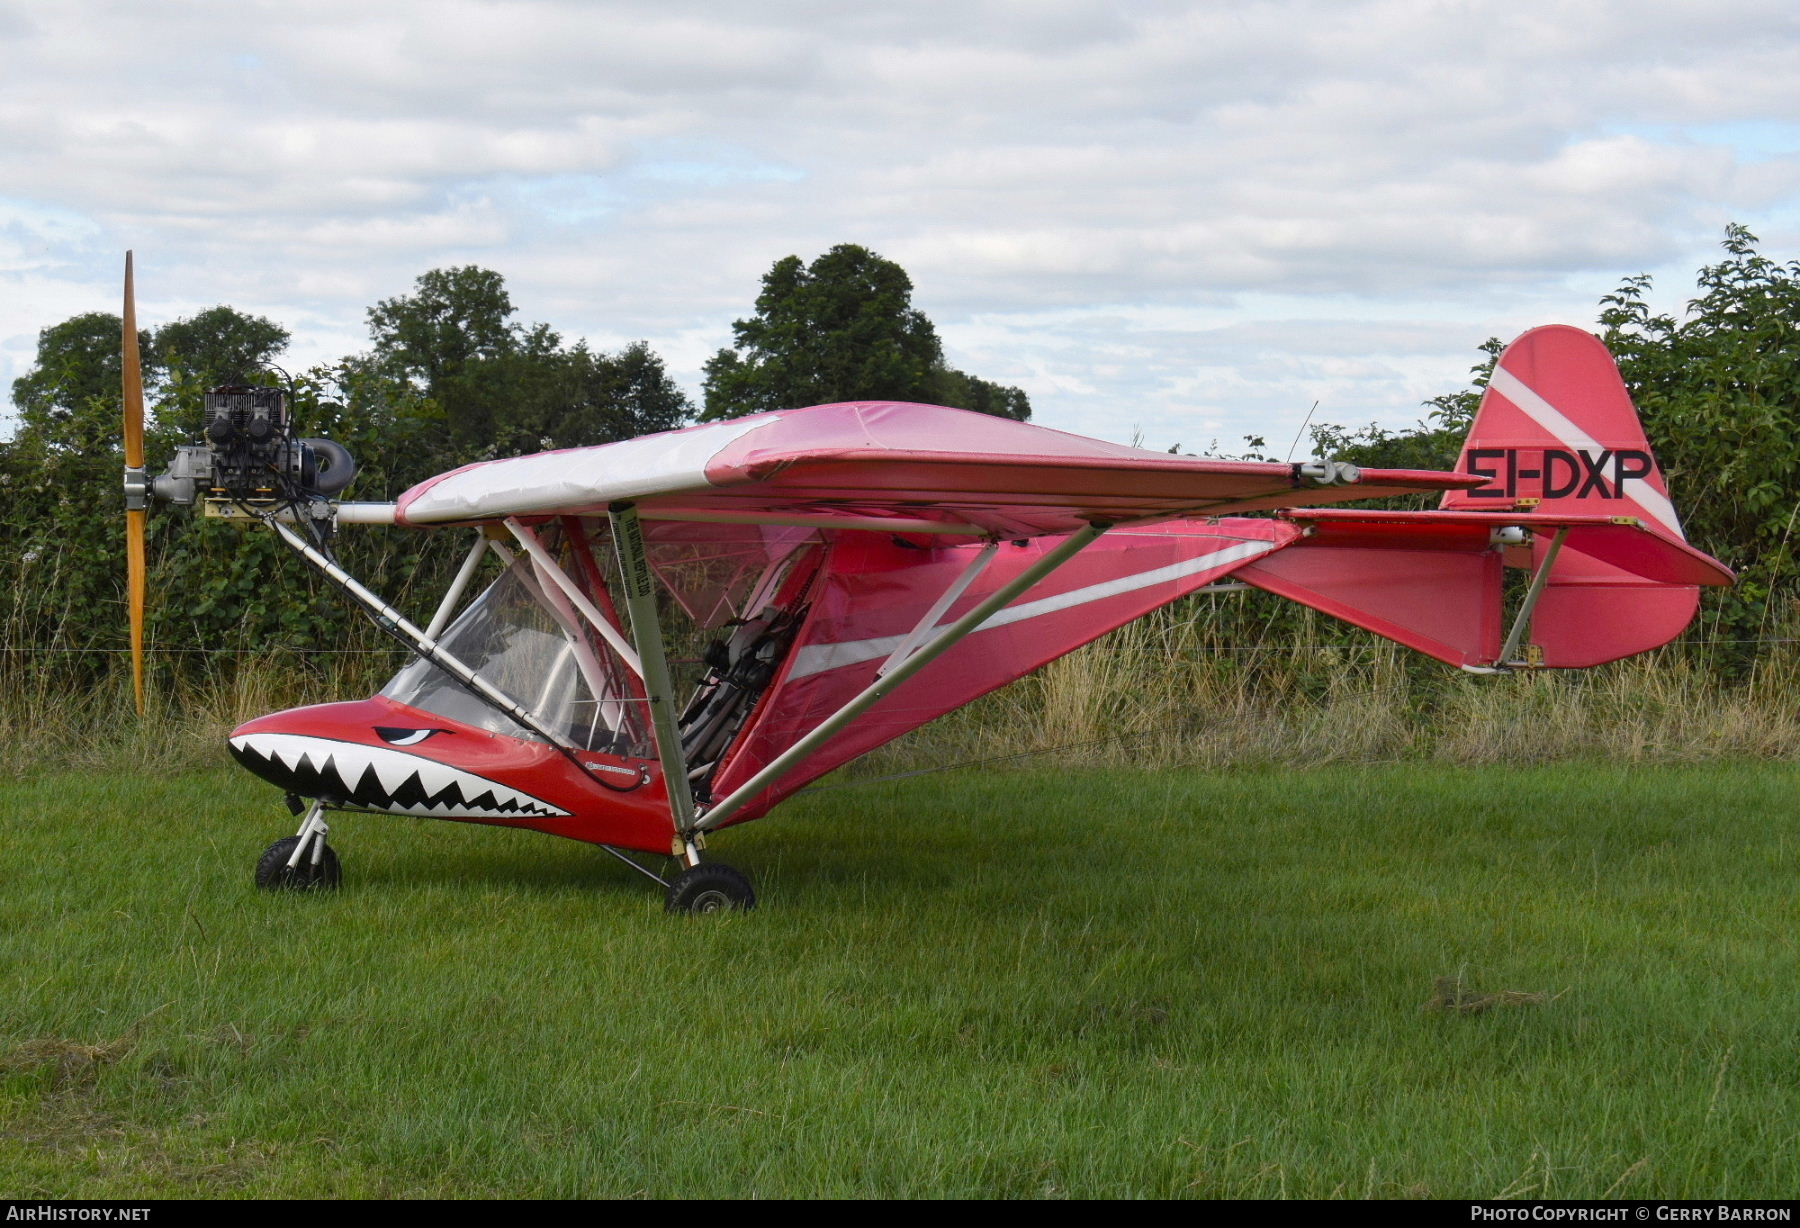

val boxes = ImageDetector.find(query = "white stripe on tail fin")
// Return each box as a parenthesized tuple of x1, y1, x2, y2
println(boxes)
(1444, 324, 1683, 538)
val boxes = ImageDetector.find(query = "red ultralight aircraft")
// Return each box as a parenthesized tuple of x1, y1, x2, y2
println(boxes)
(120, 257, 1730, 911)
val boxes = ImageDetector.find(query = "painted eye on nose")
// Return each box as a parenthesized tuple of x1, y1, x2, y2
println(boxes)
(374, 727, 442, 747)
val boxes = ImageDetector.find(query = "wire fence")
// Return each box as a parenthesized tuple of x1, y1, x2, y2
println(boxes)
(4, 637, 1796, 656)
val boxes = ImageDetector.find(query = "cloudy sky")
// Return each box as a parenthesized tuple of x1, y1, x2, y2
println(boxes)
(1, 0, 1794, 454)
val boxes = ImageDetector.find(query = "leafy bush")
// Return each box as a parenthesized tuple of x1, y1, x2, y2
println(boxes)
(1, 231, 1792, 708)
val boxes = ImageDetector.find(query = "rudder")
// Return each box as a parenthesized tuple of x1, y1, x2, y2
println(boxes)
(1445, 324, 1681, 532)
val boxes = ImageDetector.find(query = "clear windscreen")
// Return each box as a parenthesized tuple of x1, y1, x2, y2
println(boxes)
(382, 517, 821, 767)
(381, 551, 649, 756)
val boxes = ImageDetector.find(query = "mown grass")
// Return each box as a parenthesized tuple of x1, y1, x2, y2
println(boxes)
(0, 761, 1791, 1198)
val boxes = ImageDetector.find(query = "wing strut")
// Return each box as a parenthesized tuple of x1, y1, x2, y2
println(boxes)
(424, 529, 492, 640)
(505, 518, 645, 676)
(878, 541, 999, 677)
(608, 502, 703, 856)
(694, 522, 1111, 833)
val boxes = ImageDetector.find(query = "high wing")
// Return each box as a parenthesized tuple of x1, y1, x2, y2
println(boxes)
(393, 401, 1479, 537)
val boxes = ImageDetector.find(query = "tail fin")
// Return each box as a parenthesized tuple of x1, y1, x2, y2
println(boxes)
(1234, 325, 1728, 669)
(1443, 323, 1682, 534)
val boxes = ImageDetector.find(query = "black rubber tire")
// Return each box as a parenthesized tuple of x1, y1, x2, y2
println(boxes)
(254, 835, 343, 892)
(665, 863, 755, 914)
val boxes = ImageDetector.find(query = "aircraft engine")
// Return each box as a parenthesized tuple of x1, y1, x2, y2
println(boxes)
(152, 384, 358, 508)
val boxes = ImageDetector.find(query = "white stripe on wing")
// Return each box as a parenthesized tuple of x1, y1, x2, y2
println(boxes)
(790, 537, 1278, 679)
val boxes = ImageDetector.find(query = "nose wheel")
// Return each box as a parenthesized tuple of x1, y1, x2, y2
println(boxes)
(665, 862, 755, 913)
(255, 801, 342, 891)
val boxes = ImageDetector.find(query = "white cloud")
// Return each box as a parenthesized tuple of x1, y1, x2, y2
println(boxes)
(0, 0, 1794, 443)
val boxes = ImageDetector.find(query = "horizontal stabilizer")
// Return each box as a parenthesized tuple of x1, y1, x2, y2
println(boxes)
(1233, 525, 1503, 668)
(1236, 508, 1731, 669)
(1284, 510, 1731, 588)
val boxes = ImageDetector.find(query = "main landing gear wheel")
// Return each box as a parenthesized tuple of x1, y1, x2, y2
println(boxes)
(255, 835, 342, 892)
(665, 863, 755, 914)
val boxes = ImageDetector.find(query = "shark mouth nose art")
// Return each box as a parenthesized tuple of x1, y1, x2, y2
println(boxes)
(229, 733, 571, 819)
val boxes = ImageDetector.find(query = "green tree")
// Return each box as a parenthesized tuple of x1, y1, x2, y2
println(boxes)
(154, 306, 290, 387)
(367, 266, 517, 389)
(9, 312, 153, 452)
(10, 305, 292, 449)
(537, 341, 693, 449)
(1596, 224, 1800, 641)
(365, 267, 692, 456)
(152, 306, 291, 435)
(702, 244, 1031, 420)
(932, 365, 1033, 422)
(367, 266, 520, 450)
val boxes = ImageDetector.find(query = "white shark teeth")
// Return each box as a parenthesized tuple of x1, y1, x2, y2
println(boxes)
(228, 733, 572, 819)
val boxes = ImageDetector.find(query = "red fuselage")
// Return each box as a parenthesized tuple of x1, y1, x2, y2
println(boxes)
(229, 696, 688, 854)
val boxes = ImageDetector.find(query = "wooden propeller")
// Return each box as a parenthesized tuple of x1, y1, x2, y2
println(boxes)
(122, 252, 146, 717)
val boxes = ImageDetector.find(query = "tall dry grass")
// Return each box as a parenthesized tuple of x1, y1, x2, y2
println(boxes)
(859, 598, 1800, 776)
(6, 593, 1797, 782)
(0, 649, 399, 779)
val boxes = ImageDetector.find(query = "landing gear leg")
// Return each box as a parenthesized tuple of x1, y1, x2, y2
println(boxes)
(255, 800, 342, 892)
(664, 835, 755, 913)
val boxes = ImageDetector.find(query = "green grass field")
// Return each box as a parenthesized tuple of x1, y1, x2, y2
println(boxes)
(0, 762, 1792, 1198)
